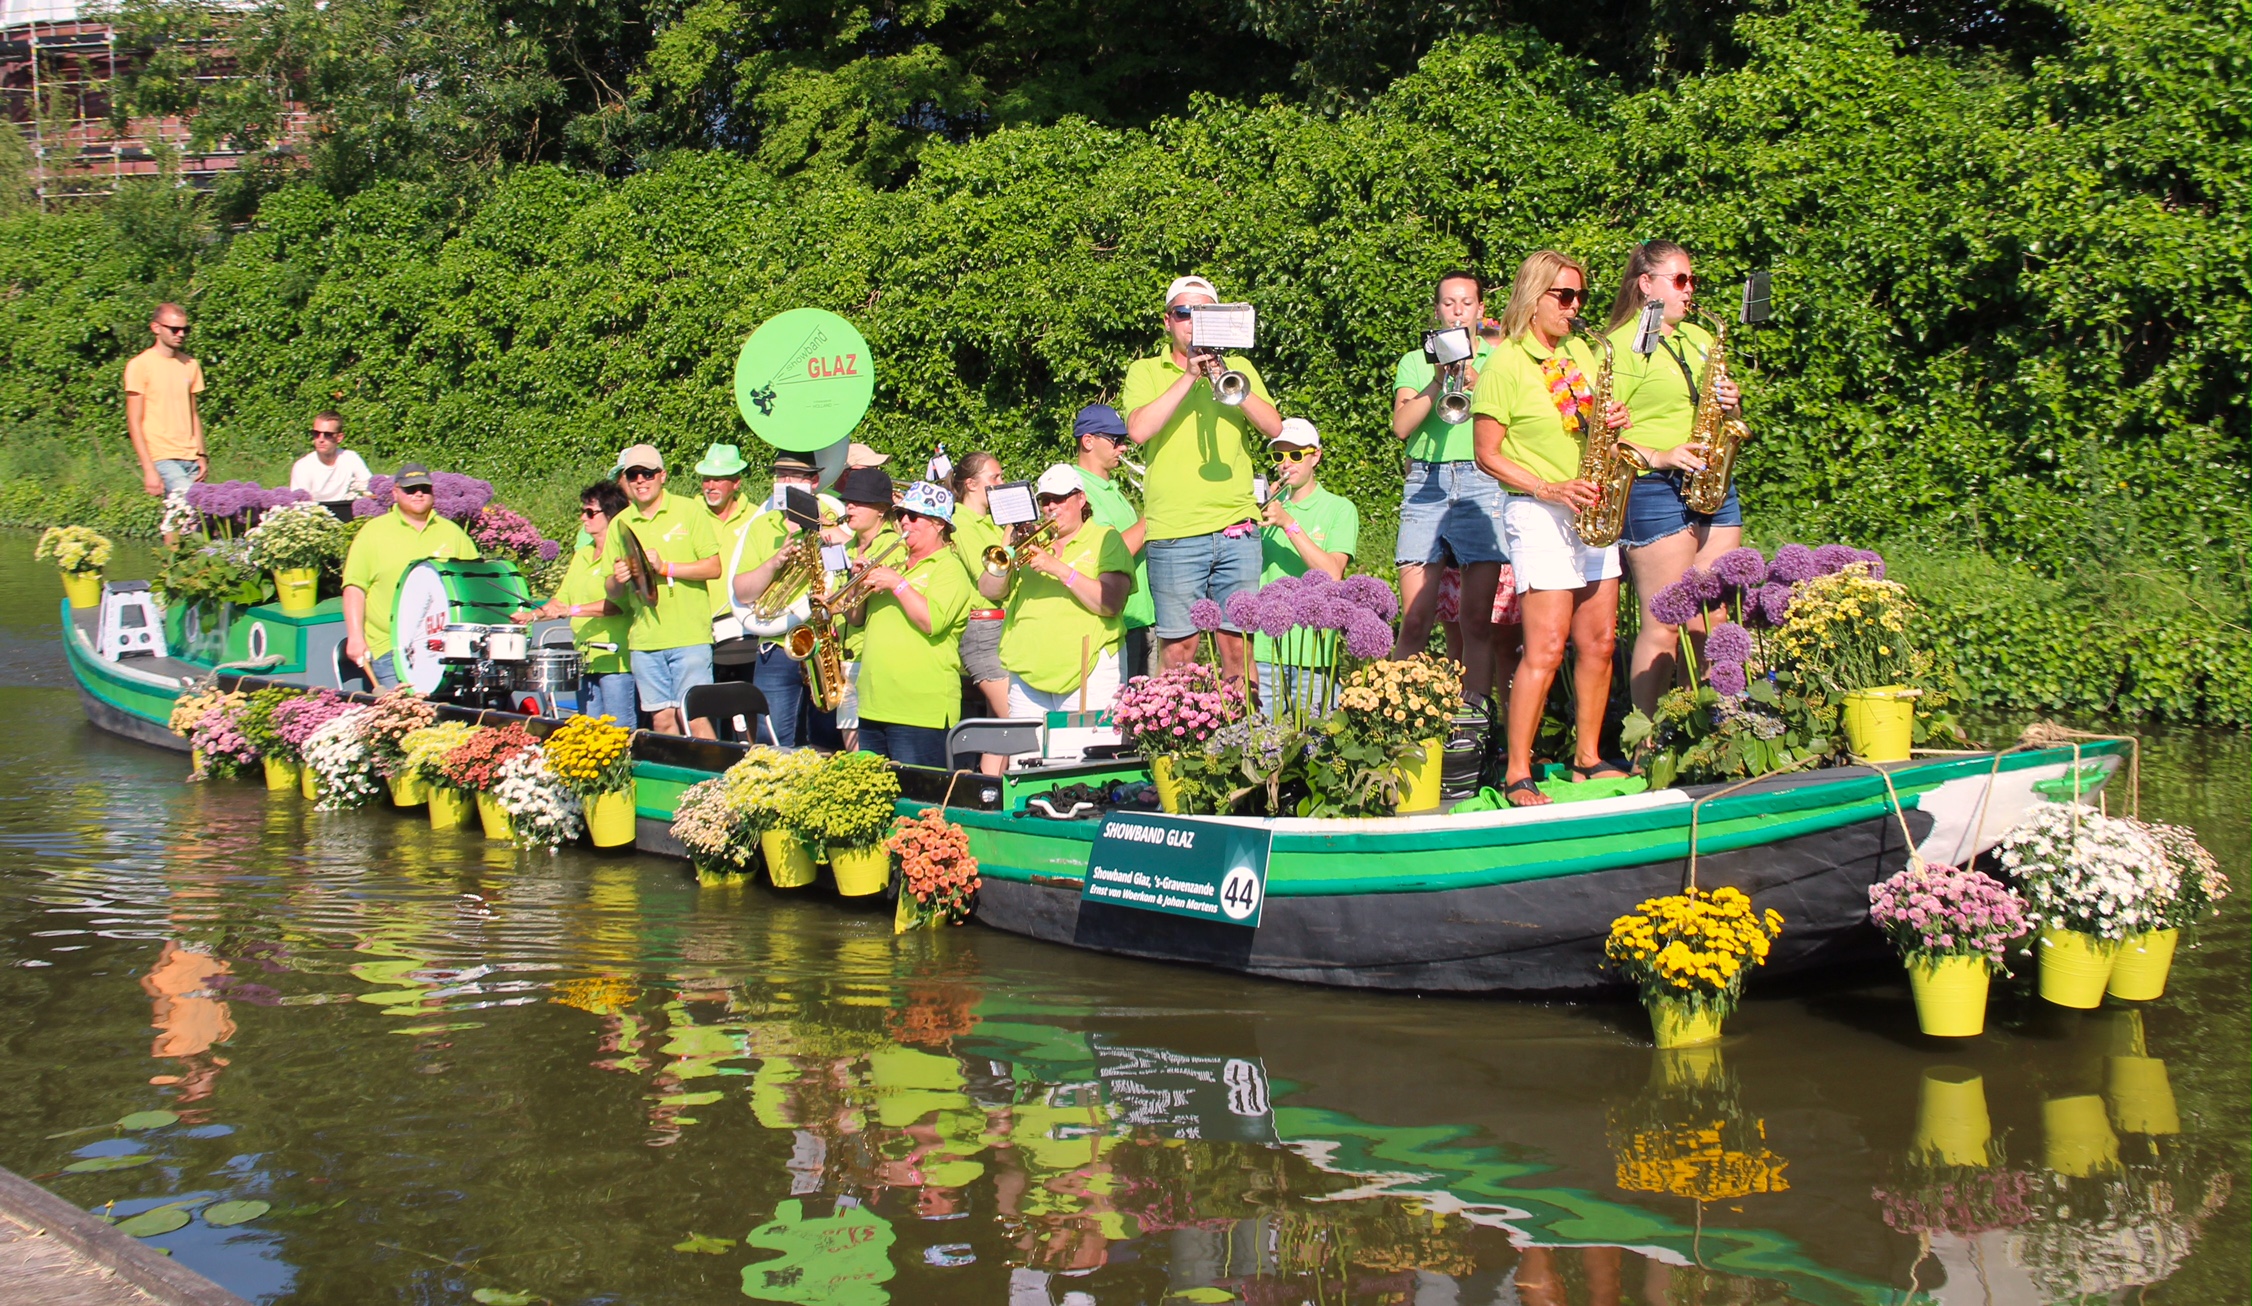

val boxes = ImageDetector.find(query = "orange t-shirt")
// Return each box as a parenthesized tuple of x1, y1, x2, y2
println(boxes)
(123, 345, 206, 461)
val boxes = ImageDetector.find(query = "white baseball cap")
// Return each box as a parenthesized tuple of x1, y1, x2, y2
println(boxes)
(1165, 275, 1219, 304)
(1272, 417, 1320, 448)
(1034, 464, 1084, 498)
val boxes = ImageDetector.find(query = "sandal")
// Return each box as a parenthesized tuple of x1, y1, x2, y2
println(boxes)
(1570, 760, 1635, 782)
(1503, 777, 1550, 808)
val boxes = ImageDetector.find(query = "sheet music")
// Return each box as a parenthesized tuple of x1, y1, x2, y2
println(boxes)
(988, 481, 1038, 527)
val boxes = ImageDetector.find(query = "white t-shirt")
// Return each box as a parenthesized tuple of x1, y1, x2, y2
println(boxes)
(290, 449, 372, 501)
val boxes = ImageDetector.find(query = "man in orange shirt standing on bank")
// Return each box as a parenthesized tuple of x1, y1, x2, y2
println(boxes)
(123, 302, 207, 544)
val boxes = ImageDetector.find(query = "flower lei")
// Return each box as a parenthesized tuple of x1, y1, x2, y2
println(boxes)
(491, 749, 583, 848)
(1539, 351, 1595, 435)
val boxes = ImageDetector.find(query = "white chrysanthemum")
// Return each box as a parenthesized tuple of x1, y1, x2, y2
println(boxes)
(492, 749, 582, 849)
(304, 709, 381, 811)
(1995, 803, 2176, 940)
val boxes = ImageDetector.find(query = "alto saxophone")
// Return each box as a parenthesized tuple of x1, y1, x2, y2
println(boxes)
(1569, 318, 1645, 549)
(1680, 309, 1751, 514)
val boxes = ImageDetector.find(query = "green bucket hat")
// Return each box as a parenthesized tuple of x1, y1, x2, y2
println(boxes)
(694, 443, 750, 478)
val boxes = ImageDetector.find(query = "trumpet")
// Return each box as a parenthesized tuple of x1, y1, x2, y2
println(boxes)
(821, 538, 904, 615)
(1436, 363, 1473, 424)
(1423, 325, 1477, 425)
(1194, 348, 1252, 407)
(983, 517, 1061, 577)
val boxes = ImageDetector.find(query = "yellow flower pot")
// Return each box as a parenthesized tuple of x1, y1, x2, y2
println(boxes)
(428, 786, 474, 831)
(2105, 928, 2179, 1002)
(1910, 1066, 1993, 1168)
(1151, 755, 1183, 814)
(831, 844, 892, 898)
(263, 756, 301, 792)
(190, 748, 206, 777)
(1907, 954, 1990, 1037)
(299, 762, 320, 801)
(387, 771, 429, 808)
(585, 788, 635, 848)
(1841, 685, 1914, 763)
(60, 569, 102, 608)
(1647, 996, 1724, 1049)
(2042, 1094, 2119, 1178)
(477, 792, 515, 841)
(763, 830, 817, 888)
(2037, 926, 2117, 1009)
(272, 567, 319, 616)
(1392, 739, 1444, 814)
(2105, 1055, 2180, 1136)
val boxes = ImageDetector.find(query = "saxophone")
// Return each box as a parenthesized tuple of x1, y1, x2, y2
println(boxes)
(1569, 318, 1645, 549)
(1680, 310, 1751, 514)
(786, 538, 901, 713)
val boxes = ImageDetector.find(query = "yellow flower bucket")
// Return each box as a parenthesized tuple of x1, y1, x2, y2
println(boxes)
(189, 749, 206, 778)
(584, 788, 635, 848)
(1647, 996, 1724, 1049)
(476, 792, 515, 841)
(60, 569, 102, 608)
(272, 567, 320, 616)
(299, 762, 320, 801)
(428, 786, 474, 831)
(1151, 755, 1183, 814)
(387, 771, 429, 808)
(1392, 739, 1444, 815)
(1910, 1066, 1992, 1167)
(2105, 1055, 2180, 1136)
(763, 829, 817, 888)
(1841, 684, 1914, 762)
(2037, 926, 2117, 1009)
(2042, 1094, 2119, 1178)
(831, 844, 891, 898)
(2105, 928, 2179, 1002)
(262, 756, 301, 792)
(1907, 954, 1990, 1037)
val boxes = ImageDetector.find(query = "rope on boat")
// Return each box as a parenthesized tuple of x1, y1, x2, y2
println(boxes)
(1681, 752, 1822, 891)
(2017, 720, 2140, 818)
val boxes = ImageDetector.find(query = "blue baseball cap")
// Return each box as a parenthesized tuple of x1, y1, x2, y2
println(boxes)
(1072, 404, 1128, 439)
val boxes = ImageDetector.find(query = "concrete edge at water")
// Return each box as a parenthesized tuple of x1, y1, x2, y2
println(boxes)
(0, 1166, 251, 1306)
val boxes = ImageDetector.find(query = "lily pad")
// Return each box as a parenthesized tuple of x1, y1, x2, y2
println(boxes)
(64, 1155, 154, 1173)
(117, 1111, 180, 1131)
(203, 1200, 271, 1227)
(672, 1233, 735, 1254)
(116, 1208, 191, 1237)
(470, 1291, 538, 1305)
(1171, 1291, 1239, 1304)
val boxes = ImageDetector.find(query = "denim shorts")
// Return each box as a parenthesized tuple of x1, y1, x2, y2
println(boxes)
(1622, 472, 1744, 549)
(1145, 529, 1262, 638)
(579, 672, 638, 725)
(960, 613, 1006, 682)
(1396, 460, 1508, 566)
(156, 458, 200, 495)
(631, 643, 714, 712)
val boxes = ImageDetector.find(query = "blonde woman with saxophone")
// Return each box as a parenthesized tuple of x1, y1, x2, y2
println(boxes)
(1469, 250, 1644, 807)
(1602, 240, 1746, 715)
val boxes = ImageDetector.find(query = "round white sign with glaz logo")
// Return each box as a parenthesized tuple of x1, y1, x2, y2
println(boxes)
(1218, 864, 1262, 922)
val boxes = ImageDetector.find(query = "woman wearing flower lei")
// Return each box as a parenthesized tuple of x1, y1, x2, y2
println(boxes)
(1603, 240, 1747, 714)
(1468, 251, 1697, 806)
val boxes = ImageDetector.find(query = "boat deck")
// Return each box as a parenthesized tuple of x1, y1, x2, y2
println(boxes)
(0, 1168, 248, 1306)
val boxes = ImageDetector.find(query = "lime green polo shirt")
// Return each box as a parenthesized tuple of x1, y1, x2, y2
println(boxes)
(949, 509, 1006, 594)
(340, 507, 478, 657)
(1607, 320, 1715, 454)
(704, 494, 759, 618)
(1253, 485, 1360, 668)
(854, 549, 973, 729)
(607, 491, 721, 652)
(1470, 333, 1605, 486)
(1077, 466, 1152, 629)
(840, 526, 901, 661)
(999, 521, 1134, 693)
(1394, 339, 1496, 464)
(555, 544, 630, 674)
(1118, 347, 1273, 540)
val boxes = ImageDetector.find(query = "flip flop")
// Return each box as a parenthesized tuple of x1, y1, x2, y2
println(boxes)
(1503, 777, 1550, 808)
(1570, 760, 1635, 782)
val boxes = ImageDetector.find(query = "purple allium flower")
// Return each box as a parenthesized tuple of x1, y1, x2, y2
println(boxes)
(1222, 591, 1261, 632)
(1712, 547, 1768, 591)
(1685, 566, 1725, 604)
(1188, 598, 1224, 632)
(1344, 612, 1395, 661)
(1855, 547, 1887, 579)
(1258, 598, 1298, 640)
(1755, 582, 1794, 626)
(537, 539, 562, 562)
(1296, 569, 1335, 593)
(1339, 574, 1399, 622)
(351, 496, 384, 519)
(1648, 579, 1703, 628)
(1707, 661, 1748, 697)
(432, 473, 495, 523)
(1767, 543, 1819, 584)
(1704, 620, 1753, 667)
(1813, 543, 1860, 576)
(1258, 574, 1302, 604)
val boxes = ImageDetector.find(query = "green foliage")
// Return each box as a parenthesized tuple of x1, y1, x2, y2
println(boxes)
(1623, 680, 1838, 790)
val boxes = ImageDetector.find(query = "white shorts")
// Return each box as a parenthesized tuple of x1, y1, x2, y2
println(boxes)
(1502, 495, 1622, 593)
(834, 660, 861, 730)
(1004, 650, 1122, 719)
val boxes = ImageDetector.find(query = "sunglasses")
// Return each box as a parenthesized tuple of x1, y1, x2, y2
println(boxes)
(157, 323, 190, 334)
(621, 467, 662, 481)
(1544, 287, 1590, 308)
(1274, 449, 1316, 463)
(1650, 272, 1696, 291)
(311, 428, 339, 439)
(398, 485, 434, 496)
(579, 506, 605, 518)
(1167, 306, 1196, 320)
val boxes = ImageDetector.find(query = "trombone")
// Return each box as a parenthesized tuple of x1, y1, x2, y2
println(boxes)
(983, 517, 1061, 578)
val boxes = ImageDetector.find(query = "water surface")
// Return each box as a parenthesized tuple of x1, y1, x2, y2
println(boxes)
(1, 544, 2244, 1304)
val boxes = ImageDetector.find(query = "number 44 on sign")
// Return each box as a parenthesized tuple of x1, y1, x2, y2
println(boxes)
(1082, 812, 1272, 927)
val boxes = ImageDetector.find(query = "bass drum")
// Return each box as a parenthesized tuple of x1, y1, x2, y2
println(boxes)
(392, 558, 532, 694)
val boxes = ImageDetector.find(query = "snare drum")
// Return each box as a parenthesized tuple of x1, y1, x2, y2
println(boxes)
(523, 646, 583, 694)
(393, 558, 532, 694)
(433, 624, 489, 660)
(481, 627, 529, 662)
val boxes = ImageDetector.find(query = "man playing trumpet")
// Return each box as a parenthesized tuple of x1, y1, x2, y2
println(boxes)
(977, 464, 1136, 721)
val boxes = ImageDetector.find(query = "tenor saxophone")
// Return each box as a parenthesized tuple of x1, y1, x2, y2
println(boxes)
(1680, 310, 1750, 515)
(1569, 320, 1645, 549)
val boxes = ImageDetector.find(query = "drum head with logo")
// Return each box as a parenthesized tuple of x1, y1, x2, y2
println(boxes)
(392, 559, 532, 693)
